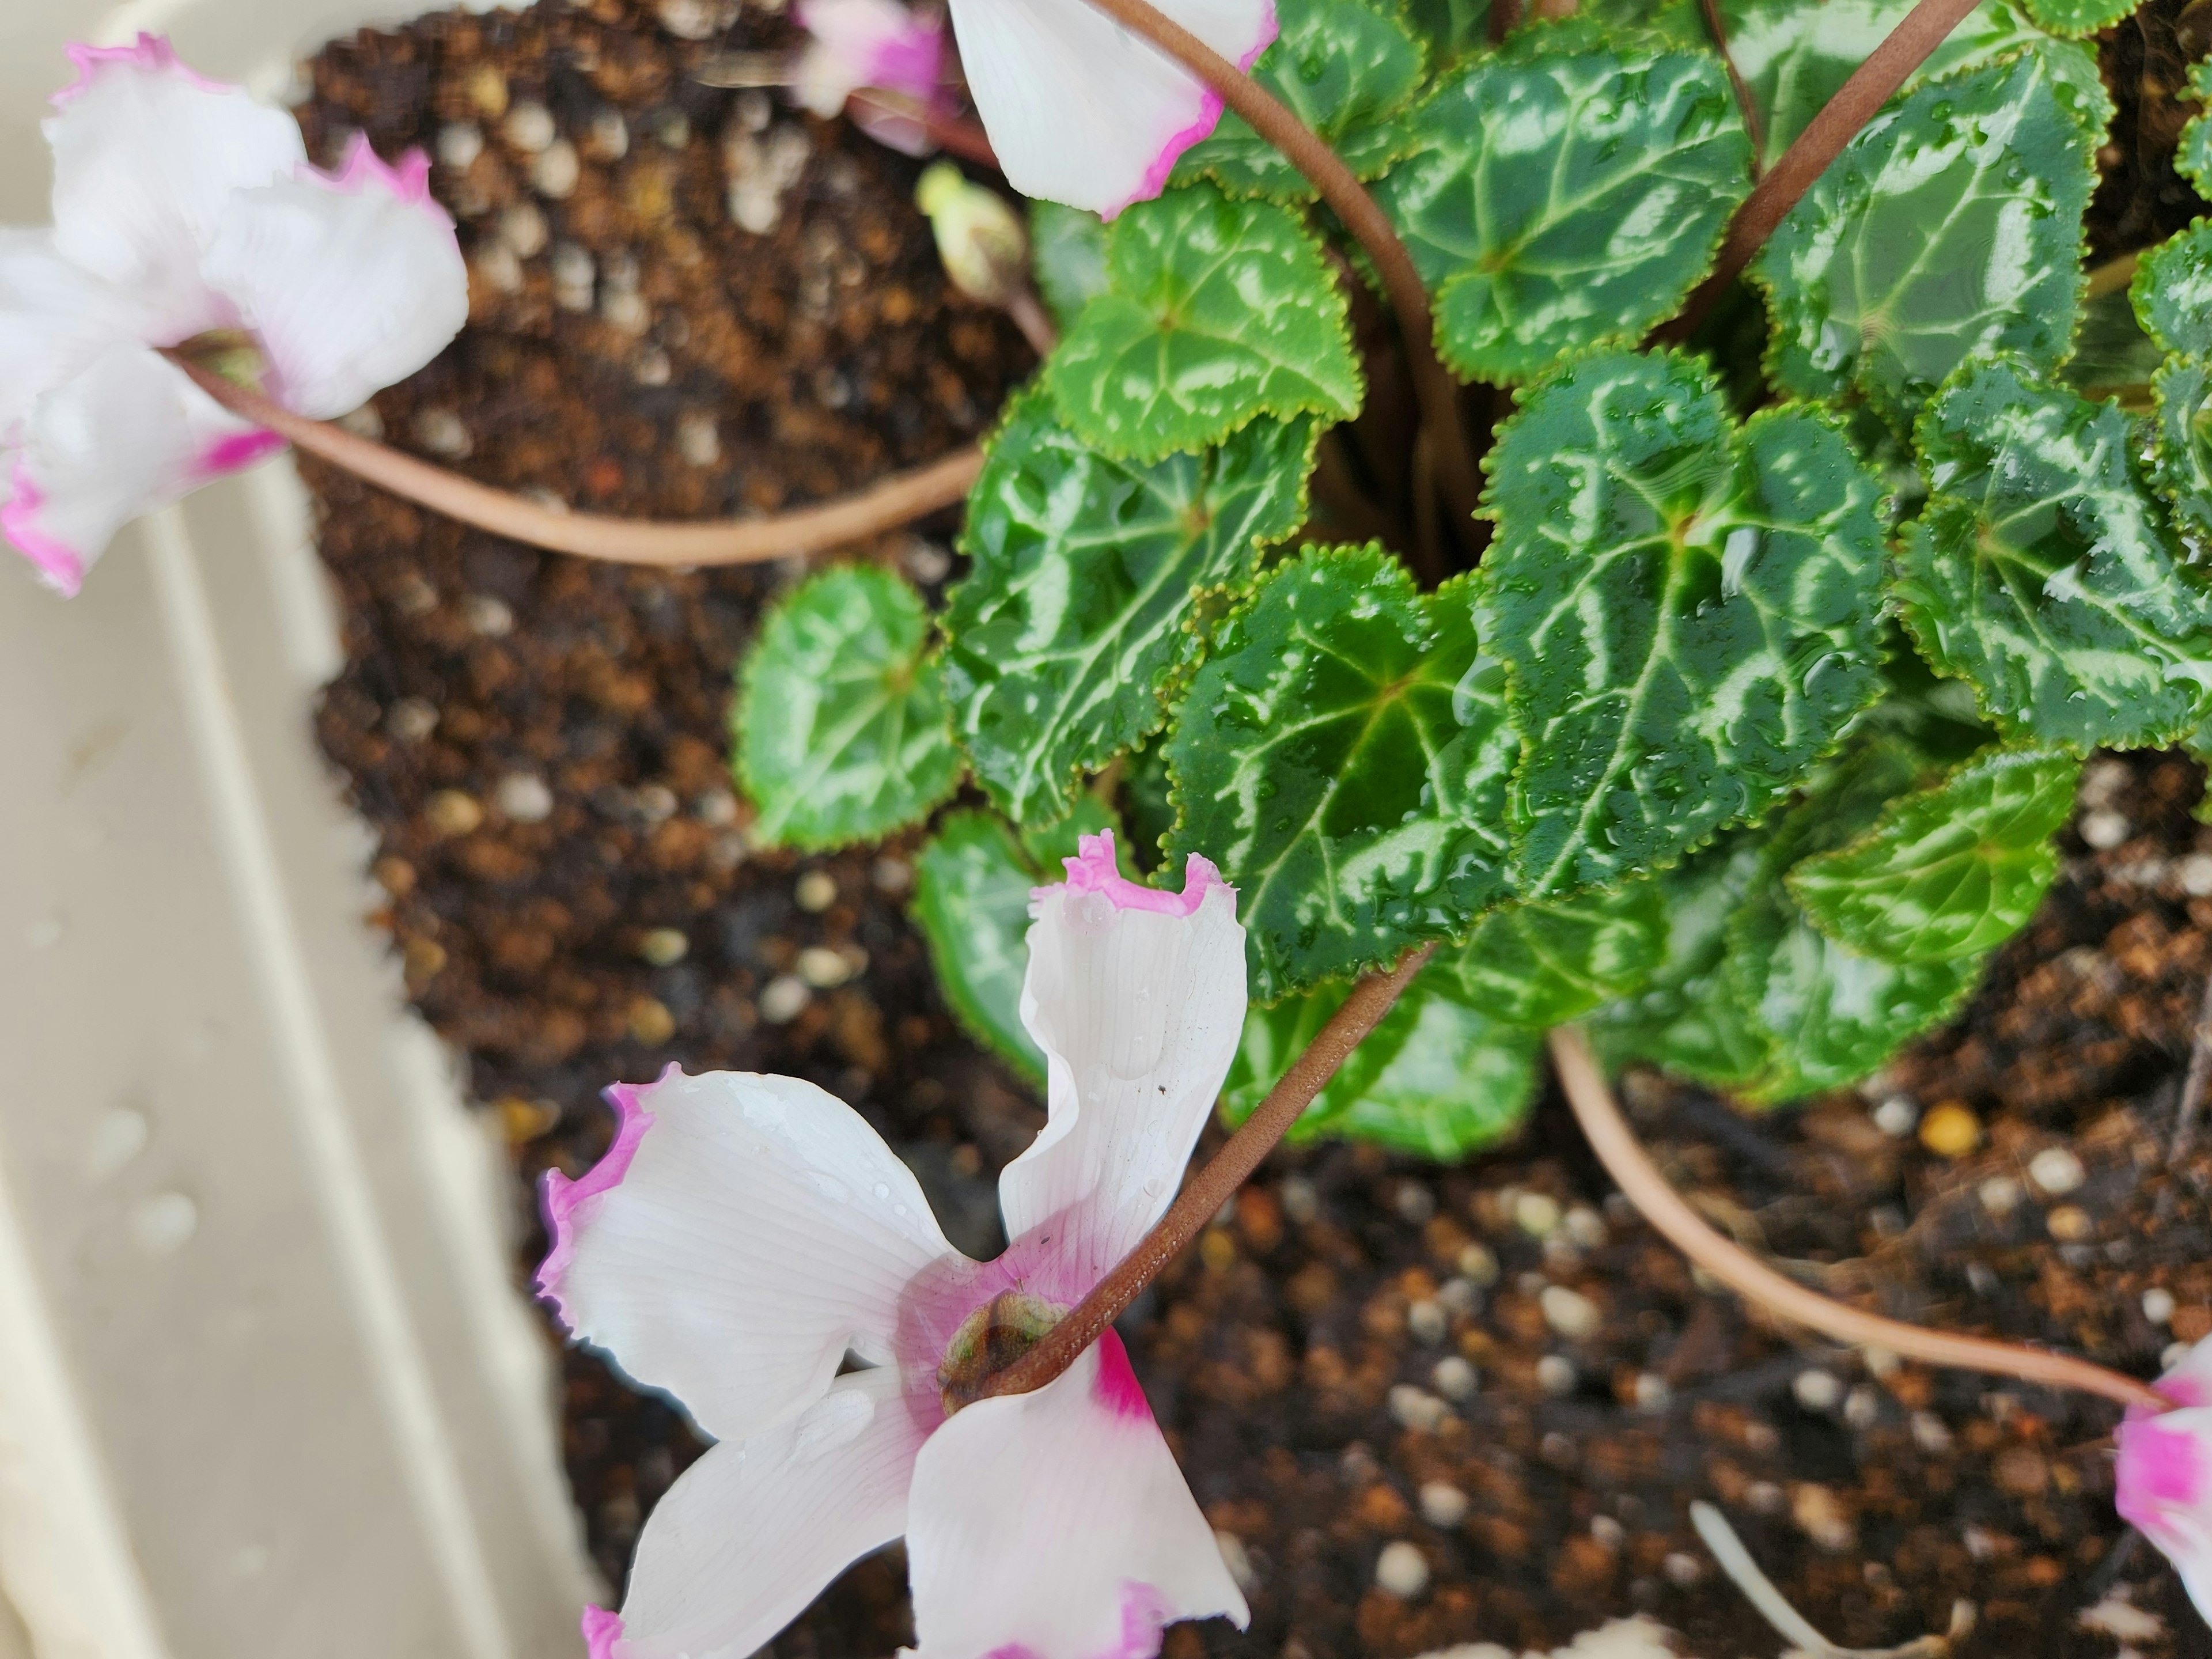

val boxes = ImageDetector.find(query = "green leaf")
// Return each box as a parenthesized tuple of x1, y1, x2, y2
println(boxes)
(2181, 60, 2212, 196)
(945, 389, 1313, 825)
(2151, 357, 2212, 559)
(1755, 50, 2105, 425)
(1221, 969, 1540, 1159)
(1430, 881, 1667, 1025)
(1788, 744, 2075, 962)
(1030, 202, 1108, 331)
(1402, 0, 1493, 67)
(2133, 221, 2212, 358)
(734, 564, 961, 850)
(910, 811, 1047, 1084)
(2017, 0, 2131, 37)
(1895, 355, 2212, 750)
(1043, 185, 1361, 461)
(1173, 0, 1426, 200)
(1373, 38, 1752, 382)
(2062, 283, 2163, 404)
(1166, 546, 1515, 1000)
(1478, 349, 1888, 896)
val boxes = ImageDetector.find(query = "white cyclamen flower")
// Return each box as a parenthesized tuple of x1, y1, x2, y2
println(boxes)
(948, 0, 1276, 217)
(1, 36, 467, 595)
(540, 831, 1252, 1659)
(2118, 1336, 2212, 1620)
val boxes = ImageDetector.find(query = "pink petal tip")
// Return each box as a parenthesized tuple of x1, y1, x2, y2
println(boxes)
(1100, 1, 1278, 220)
(581, 1604, 624, 1659)
(1, 461, 85, 598)
(319, 131, 442, 213)
(1091, 1329, 1153, 1423)
(55, 34, 234, 105)
(198, 430, 287, 479)
(1040, 830, 1229, 918)
(535, 1066, 670, 1324)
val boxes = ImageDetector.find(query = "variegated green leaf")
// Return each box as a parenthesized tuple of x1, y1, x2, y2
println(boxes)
(1043, 185, 1360, 461)
(1174, 0, 1426, 200)
(2133, 220, 2212, 358)
(1755, 50, 2105, 425)
(1478, 350, 1888, 897)
(1166, 546, 1514, 999)
(2018, 0, 2132, 37)
(2182, 59, 2212, 196)
(1896, 356, 2212, 749)
(1373, 35, 1752, 382)
(734, 564, 961, 850)
(1431, 881, 1667, 1025)
(2152, 358, 2212, 559)
(1030, 201, 1108, 330)
(2063, 283, 2162, 404)
(945, 389, 1312, 825)
(1789, 745, 2076, 962)
(1403, 0, 1493, 66)
(1221, 969, 1540, 1158)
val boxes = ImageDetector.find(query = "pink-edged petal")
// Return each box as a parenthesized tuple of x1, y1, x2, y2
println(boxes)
(600, 1366, 930, 1659)
(44, 35, 306, 342)
(794, 0, 948, 118)
(905, 1331, 1246, 1659)
(995, 831, 1245, 1290)
(2158, 1332, 2212, 1408)
(199, 137, 467, 421)
(1, 342, 264, 595)
(0, 230, 147, 445)
(536, 1065, 962, 1443)
(945, 0, 1274, 215)
(2118, 1403, 2212, 1620)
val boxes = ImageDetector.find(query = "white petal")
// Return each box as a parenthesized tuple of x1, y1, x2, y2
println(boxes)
(0, 230, 147, 445)
(904, 1331, 1247, 1659)
(946, 0, 1274, 215)
(997, 831, 1246, 1293)
(537, 1065, 963, 1442)
(200, 137, 468, 421)
(592, 1368, 930, 1659)
(44, 35, 305, 341)
(2, 342, 272, 596)
(793, 0, 948, 118)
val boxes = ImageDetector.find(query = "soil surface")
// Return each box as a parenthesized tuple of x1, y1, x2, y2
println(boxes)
(296, 5, 2212, 1657)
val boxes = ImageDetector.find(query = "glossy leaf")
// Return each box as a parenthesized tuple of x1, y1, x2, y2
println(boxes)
(1030, 201, 1108, 330)
(2062, 284, 2163, 404)
(1043, 185, 1361, 461)
(1174, 0, 1426, 200)
(2018, 0, 2132, 36)
(1478, 350, 1888, 897)
(1374, 36, 1752, 382)
(911, 812, 1047, 1084)
(1896, 356, 2212, 751)
(2152, 358, 2212, 559)
(1755, 50, 2105, 424)
(734, 564, 961, 850)
(945, 389, 1312, 825)
(1221, 969, 1540, 1158)
(1166, 546, 1515, 1000)
(2181, 60, 2212, 196)
(1789, 745, 2075, 963)
(2133, 221, 2212, 359)
(1403, 0, 1493, 65)
(1431, 881, 1667, 1026)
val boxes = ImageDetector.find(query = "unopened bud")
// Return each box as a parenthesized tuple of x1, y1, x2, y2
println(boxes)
(915, 161, 1027, 306)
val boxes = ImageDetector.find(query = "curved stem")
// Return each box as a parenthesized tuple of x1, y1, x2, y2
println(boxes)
(1548, 1028, 2169, 1414)
(1657, 0, 1981, 342)
(980, 944, 1435, 1400)
(168, 354, 982, 567)
(1070, 0, 1483, 543)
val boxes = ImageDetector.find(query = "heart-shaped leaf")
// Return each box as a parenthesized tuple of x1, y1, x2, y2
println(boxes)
(1896, 355, 2212, 750)
(1373, 31, 1752, 382)
(2133, 221, 2212, 359)
(2152, 358, 2212, 559)
(944, 389, 1313, 825)
(1174, 0, 1427, 200)
(1166, 545, 1516, 1000)
(1788, 744, 2076, 963)
(1478, 349, 1888, 897)
(1755, 49, 2106, 424)
(734, 563, 962, 850)
(1431, 881, 1666, 1026)
(1043, 184, 1361, 462)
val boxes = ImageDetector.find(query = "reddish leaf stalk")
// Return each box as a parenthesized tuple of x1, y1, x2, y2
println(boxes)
(1070, 0, 1484, 544)
(978, 945, 1435, 1400)
(1548, 1028, 2169, 1414)
(167, 354, 982, 567)
(1659, 0, 1983, 341)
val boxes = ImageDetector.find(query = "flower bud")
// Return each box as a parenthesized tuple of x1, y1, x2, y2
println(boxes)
(914, 161, 1027, 307)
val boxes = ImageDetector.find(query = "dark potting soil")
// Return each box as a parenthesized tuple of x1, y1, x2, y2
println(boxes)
(296, 3, 2212, 1655)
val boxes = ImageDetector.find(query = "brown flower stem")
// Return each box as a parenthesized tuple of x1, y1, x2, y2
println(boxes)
(1698, 0, 1767, 171)
(847, 88, 1002, 168)
(1658, 0, 1982, 342)
(980, 944, 1436, 1401)
(1071, 0, 1483, 541)
(1548, 1028, 2170, 1413)
(166, 353, 982, 567)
